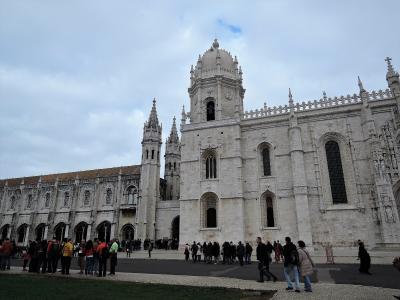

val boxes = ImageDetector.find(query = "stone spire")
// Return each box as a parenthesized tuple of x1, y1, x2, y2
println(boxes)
(385, 57, 400, 97)
(385, 57, 398, 79)
(167, 116, 179, 144)
(146, 98, 160, 129)
(288, 88, 294, 112)
(358, 76, 365, 93)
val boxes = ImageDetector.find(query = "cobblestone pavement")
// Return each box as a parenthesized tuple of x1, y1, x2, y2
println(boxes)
(5, 268, 400, 300)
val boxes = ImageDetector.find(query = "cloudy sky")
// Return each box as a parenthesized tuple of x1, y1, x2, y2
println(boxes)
(1, 0, 399, 179)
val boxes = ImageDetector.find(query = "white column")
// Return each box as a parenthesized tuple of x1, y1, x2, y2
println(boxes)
(24, 226, 30, 246)
(64, 224, 69, 239)
(110, 223, 115, 240)
(86, 224, 92, 241)
(6, 226, 11, 238)
(43, 225, 49, 240)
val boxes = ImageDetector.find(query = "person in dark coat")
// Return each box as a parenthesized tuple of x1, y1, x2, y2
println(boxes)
(358, 241, 371, 275)
(245, 242, 253, 264)
(222, 241, 230, 264)
(236, 241, 245, 266)
(256, 237, 277, 282)
(282, 236, 300, 292)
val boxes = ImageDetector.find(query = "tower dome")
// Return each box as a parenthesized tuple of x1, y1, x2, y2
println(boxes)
(193, 39, 239, 80)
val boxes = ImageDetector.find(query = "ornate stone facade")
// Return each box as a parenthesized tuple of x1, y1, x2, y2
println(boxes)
(1, 40, 400, 250)
(179, 40, 400, 250)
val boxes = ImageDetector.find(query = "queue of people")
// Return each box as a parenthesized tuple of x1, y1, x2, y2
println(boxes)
(12, 237, 120, 277)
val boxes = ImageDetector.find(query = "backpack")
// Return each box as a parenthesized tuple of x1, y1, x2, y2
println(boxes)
(289, 249, 299, 265)
(101, 246, 109, 259)
(51, 243, 60, 256)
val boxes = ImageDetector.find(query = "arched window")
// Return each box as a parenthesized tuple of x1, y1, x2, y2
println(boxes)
(146, 149, 149, 159)
(17, 225, 27, 243)
(169, 162, 172, 170)
(84, 190, 90, 206)
(26, 194, 33, 209)
(261, 191, 276, 228)
(266, 197, 275, 227)
(203, 150, 217, 179)
(45, 193, 51, 208)
(325, 141, 347, 204)
(126, 186, 138, 205)
(106, 188, 112, 204)
(206, 101, 215, 121)
(64, 192, 70, 207)
(262, 148, 271, 176)
(174, 162, 176, 170)
(10, 196, 15, 210)
(201, 193, 218, 228)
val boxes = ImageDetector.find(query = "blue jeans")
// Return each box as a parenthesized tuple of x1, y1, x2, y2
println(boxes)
(303, 275, 312, 291)
(93, 256, 99, 273)
(284, 264, 300, 290)
(85, 257, 94, 274)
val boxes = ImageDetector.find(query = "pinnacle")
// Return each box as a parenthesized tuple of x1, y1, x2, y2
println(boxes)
(146, 98, 160, 129)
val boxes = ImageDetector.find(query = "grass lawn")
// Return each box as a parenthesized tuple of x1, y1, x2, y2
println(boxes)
(0, 274, 262, 300)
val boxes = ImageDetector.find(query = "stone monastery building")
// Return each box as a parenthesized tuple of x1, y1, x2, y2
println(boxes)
(1, 39, 400, 250)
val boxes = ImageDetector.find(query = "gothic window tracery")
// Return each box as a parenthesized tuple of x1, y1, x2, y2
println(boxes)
(84, 190, 90, 206)
(45, 192, 51, 208)
(325, 140, 348, 204)
(106, 188, 112, 205)
(262, 148, 271, 176)
(26, 194, 33, 209)
(64, 192, 70, 207)
(10, 196, 15, 210)
(126, 186, 138, 205)
(204, 152, 217, 179)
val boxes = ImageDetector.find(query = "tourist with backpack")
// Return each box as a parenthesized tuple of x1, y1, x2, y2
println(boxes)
(282, 236, 301, 293)
(61, 238, 73, 275)
(109, 238, 118, 275)
(97, 239, 108, 277)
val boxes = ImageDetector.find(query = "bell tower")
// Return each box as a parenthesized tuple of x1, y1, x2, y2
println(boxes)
(188, 39, 245, 124)
(138, 98, 162, 241)
(164, 117, 181, 200)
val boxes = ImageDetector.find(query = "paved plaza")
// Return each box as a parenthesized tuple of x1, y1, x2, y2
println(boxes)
(7, 254, 400, 299)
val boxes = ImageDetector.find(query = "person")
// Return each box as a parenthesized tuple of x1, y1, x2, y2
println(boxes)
(39, 240, 48, 273)
(93, 238, 99, 275)
(197, 242, 202, 262)
(22, 247, 30, 271)
(126, 240, 132, 258)
(190, 241, 198, 263)
(109, 238, 119, 275)
(148, 241, 153, 258)
(297, 240, 314, 292)
(84, 240, 94, 275)
(256, 237, 277, 282)
(358, 241, 371, 275)
(47, 238, 60, 273)
(97, 239, 108, 277)
(282, 237, 301, 292)
(1, 238, 13, 270)
(237, 241, 245, 266)
(184, 244, 190, 261)
(61, 238, 73, 275)
(28, 240, 40, 273)
(213, 241, 220, 264)
(274, 240, 283, 263)
(77, 240, 86, 274)
(222, 241, 230, 264)
(245, 242, 253, 264)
